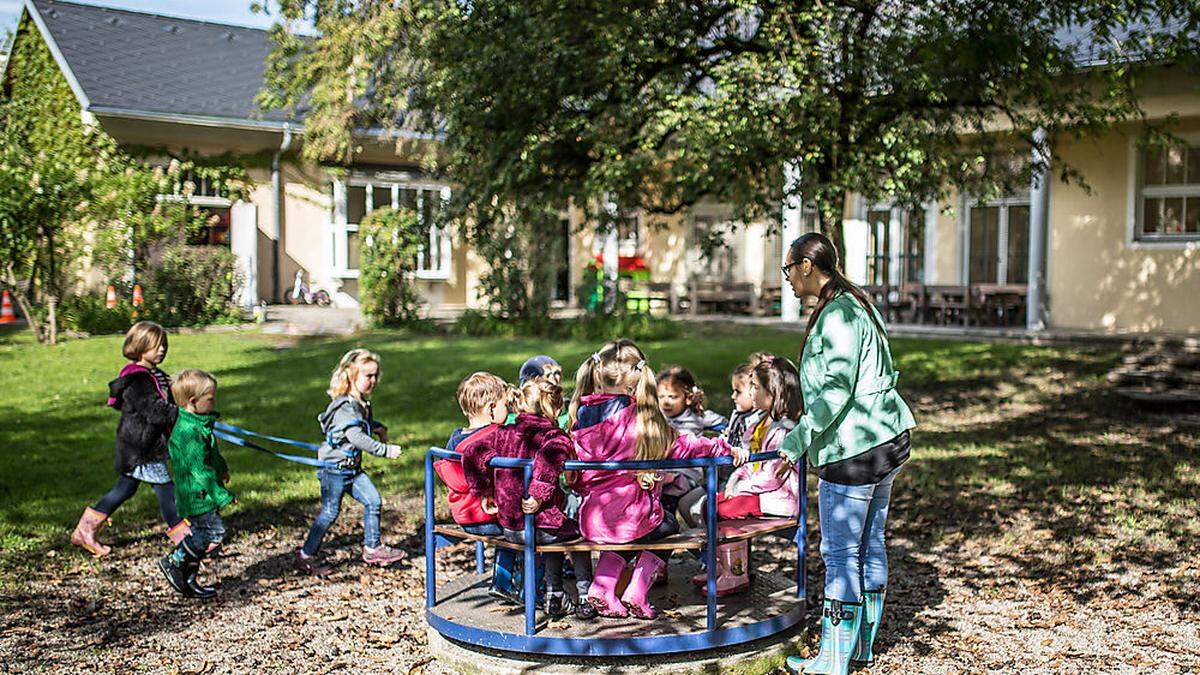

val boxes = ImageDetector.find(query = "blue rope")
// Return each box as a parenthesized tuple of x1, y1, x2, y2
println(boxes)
(214, 430, 341, 470)
(214, 421, 322, 452)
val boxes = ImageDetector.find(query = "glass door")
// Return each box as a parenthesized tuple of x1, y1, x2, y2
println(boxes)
(969, 206, 1000, 284)
(969, 202, 1029, 284)
(866, 208, 891, 286)
(1005, 205, 1030, 284)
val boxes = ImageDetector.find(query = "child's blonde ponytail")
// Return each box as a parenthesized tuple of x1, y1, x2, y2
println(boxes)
(568, 353, 598, 429)
(632, 360, 677, 463)
(517, 378, 564, 420)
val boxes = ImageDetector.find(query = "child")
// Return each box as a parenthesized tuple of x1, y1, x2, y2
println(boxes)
(72, 321, 189, 557)
(158, 370, 232, 598)
(570, 339, 748, 619)
(295, 349, 405, 575)
(694, 356, 804, 596)
(460, 377, 594, 619)
(434, 372, 520, 603)
(655, 366, 727, 523)
(512, 355, 570, 429)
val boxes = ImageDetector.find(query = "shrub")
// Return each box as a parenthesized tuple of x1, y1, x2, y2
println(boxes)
(59, 295, 137, 335)
(451, 309, 679, 341)
(358, 207, 426, 327)
(142, 244, 243, 328)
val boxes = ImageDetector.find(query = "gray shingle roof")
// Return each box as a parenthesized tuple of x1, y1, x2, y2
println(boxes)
(26, 0, 297, 125)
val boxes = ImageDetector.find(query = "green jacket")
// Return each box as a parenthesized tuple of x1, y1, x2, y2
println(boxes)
(168, 409, 234, 519)
(781, 291, 916, 468)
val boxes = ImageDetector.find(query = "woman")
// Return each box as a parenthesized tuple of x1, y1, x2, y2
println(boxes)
(779, 233, 916, 675)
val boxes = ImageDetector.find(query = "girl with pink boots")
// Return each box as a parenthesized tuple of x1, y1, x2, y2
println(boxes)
(569, 339, 748, 619)
(72, 321, 191, 557)
(693, 356, 804, 596)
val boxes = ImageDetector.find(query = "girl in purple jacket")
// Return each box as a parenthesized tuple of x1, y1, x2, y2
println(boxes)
(569, 339, 748, 619)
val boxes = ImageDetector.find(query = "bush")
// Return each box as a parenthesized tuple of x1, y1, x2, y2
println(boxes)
(59, 295, 137, 335)
(142, 244, 243, 328)
(451, 309, 680, 341)
(358, 207, 426, 327)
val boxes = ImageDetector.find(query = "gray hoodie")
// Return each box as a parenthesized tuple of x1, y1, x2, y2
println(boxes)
(317, 396, 388, 469)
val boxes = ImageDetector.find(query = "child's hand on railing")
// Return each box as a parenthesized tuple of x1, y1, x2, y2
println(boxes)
(481, 496, 499, 515)
(774, 460, 794, 480)
(521, 496, 542, 514)
(731, 446, 750, 466)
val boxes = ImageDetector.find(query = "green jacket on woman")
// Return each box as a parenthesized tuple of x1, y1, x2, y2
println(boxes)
(168, 409, 234, 519)
(780, 291, 916, 468)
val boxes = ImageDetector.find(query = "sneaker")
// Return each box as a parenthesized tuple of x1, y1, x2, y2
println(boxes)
(362, 544, 406, 567)
(574, 599, 598, 621)
(545, 592, 576, 618)
(294, 551, 331, 577)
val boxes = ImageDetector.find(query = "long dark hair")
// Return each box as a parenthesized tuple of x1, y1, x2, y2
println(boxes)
(789, 232, 885, 348)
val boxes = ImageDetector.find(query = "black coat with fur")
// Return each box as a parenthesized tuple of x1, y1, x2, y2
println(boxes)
(108, 369, 178, 474)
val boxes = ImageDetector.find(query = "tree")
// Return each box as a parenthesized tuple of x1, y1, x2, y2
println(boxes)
(263, 0, 1200, 302)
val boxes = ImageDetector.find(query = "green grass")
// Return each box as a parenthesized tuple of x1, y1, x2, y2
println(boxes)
(0, 322, 1141, 562)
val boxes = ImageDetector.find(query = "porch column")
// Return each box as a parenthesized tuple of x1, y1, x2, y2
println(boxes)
(230, 201, 258, 307)
(602, 195, 620, 314)
(780, 161, 803, 322)
(1027, 127, 1051, 331)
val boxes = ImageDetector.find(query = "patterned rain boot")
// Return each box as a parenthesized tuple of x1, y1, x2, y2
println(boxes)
(159, 540, 213, 599)
(785, 598, 863, 675)
(850, 588, 886, 664)
(692, 542, 750, 596)
(71, 507, 112, 557)
(166, 519, 191, 545)
(620, 551, 666, 620)
(586, 551, 628, 618)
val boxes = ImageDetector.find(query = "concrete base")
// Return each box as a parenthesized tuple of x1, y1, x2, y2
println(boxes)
(427, 621, 806, 675)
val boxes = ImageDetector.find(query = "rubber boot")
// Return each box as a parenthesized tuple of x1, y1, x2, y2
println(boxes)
(488, 548, 521, 605)
(850, 588, 886, 664)
(785, 599, 863, 675)
(71, 507, 111, 557)
(158, 540, 213, 598)
(186, 543, 219, 597)
(693, 542, 750, 596)
(166, 519, 191, 545)
(620, 551, 666, 620)
(586, 551, 628, 618)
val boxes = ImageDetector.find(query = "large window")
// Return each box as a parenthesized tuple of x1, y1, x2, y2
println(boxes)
(866, 207, 926, 286)
(1136, 144, 1200, 241)
(967, 200, 1029, 285)
(158, 168, 233, 247)
(334, 180, 451, 279)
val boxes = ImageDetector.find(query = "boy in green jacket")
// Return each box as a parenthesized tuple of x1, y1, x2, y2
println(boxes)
(158, 369, 233, 599)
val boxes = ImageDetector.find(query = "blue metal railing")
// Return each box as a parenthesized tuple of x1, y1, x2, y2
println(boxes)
(425, 448, 807, 638)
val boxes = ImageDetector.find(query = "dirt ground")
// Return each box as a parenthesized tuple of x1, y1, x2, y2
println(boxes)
(3, 354, 1199, 674)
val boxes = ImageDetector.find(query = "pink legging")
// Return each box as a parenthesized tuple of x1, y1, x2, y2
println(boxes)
(716, 493, 763, 520)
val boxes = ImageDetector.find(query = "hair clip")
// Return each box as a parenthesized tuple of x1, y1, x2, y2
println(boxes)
(635, 359, 646, 371)
(591, 352, 602, 364)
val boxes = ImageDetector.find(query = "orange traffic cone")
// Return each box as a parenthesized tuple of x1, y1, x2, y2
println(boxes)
(0, 290, 15, 324)
(132, 284, 144, 307)
(105, 285, 117, 309)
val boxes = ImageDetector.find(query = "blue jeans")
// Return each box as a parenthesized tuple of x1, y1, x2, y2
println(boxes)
(186, 509, 226, 553)
(818, 467, 901, 603)
(302, 470, 382, 555)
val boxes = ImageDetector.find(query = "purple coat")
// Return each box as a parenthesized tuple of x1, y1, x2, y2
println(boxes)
(459, 413, 570, 532)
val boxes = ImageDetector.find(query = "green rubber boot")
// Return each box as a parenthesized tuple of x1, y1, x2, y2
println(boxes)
(785, 598, 863, 675)
(850, 588, 886, 664)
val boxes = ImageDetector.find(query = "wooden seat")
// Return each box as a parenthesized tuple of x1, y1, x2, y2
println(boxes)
(433, 517, 795, 553)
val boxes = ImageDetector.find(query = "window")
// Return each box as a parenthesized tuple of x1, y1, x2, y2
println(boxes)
(865, 207, 926, 286)
(1137, 144, 1200, 241)
(333, 179, 451, 279)
(866, 209, 891, 286)
(157, 167, 233, 248)
(617, 214, 641, 257)
(967, 200, 1029, 285)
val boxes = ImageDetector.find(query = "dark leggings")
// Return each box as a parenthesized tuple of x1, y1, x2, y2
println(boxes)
(626, 509, 679, 565)
(93, 475, 182, 527)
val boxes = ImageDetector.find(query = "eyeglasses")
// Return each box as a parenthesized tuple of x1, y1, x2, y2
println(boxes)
(780, 261, 801, 278)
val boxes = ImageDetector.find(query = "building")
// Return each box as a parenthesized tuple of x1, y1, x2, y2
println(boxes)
(6, 0, 1198, 333)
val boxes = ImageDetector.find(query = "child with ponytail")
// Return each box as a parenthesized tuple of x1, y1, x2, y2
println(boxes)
(295, 349, 406, 574)
(692, 356, 804, 596)
(570, 340, 748, 619)
(459, 377, 594, 619)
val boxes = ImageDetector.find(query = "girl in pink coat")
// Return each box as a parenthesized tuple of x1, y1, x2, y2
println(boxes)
(569, 339, 748, 619)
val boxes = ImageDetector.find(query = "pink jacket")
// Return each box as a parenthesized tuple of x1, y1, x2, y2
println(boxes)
(573, 393, 732, 543)
(724, 418, 799, 518)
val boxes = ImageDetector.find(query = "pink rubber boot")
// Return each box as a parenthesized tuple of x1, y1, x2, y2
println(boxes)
(692, 542, 750, 596)
(166, 519, 191, 545)
(621, 551, 666, 619)
(70, 507, 111, 557)
(586, 552, 628, 618)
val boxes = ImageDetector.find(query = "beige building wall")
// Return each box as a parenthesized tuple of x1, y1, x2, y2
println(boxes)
(1046, 119, 1200, 333)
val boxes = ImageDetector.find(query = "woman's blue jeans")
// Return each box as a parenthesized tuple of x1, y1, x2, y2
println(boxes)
(818, 467, 901, 603)
(302, 470, 382, 555)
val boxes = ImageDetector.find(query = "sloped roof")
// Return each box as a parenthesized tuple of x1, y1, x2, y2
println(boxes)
(22, 0, 298, 128)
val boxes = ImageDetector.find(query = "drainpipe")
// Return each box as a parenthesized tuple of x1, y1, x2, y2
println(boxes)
(1027, 127, 1051, 332)
(271, 124, 294, 303)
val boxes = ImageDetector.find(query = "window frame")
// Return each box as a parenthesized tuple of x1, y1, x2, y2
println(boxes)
(331, 176, 452, 280)
(1126, 134, 1200, 249)
(960, 195, 1030, 285)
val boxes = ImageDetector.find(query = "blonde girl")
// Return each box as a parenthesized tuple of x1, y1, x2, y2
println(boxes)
(569, 339, 747, 619)
(296, 349, 405, 574)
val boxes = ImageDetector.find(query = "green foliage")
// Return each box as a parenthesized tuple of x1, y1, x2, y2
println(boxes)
(358, 207, 428, 326)
(0, 19, 251, 344)
(451, 309, 680, 341)
(263, 0, 1200, 253)
(59, 295, 138, 335)
(141, 243, 244, 328)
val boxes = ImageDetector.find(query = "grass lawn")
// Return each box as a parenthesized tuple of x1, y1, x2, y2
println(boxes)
(2, 322, 1198, 672)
